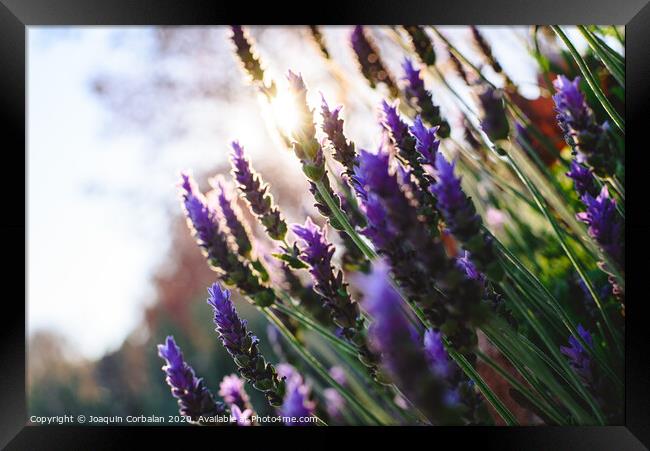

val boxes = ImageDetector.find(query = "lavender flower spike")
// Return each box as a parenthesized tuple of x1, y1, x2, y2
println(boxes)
(469, 26, 503, 75)
(320, 95, 357, 178)
(219, 374, 253, 412)
(285, 72, 349, 236)
(230, 405, 253, 426)
(552, 75, 615, 177)
(566, 160, 599, 199)
(157, 336, 227, 423)
(401, 58, 450, 137)
(424, 329, 487, 423)
(350, 26, 399, 98)
(230, 26, 276, 97)
(409, 115, 441, 168)
(230, 141, 287, 241)
(577, 186, 624, 268)
(380, 103, 439, 230)
(478, 85, 509, 142)
(287, 71, 325, 182)
(403, 26, 436, 66)
(380, 100, 415, 156)
(560, 325, 595, 386)
(179, 172, 274, 306)
(211, 175, 253, 258)
(363, 261, 463, 425)
(430, 153, 503, 281)
(356, 149, 484, 356)
(281, 373, 316, 426)
(207, 282, 285, 406)
(292, 217, 382, 377)
(179, 172, 222, 260)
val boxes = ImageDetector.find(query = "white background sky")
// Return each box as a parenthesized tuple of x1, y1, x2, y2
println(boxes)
(27, 26, 598, 359)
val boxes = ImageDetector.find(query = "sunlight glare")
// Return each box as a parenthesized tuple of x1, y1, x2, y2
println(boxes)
(269, 90, 301, 138)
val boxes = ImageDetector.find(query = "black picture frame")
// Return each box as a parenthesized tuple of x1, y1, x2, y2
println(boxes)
(2, 0, 648, 448)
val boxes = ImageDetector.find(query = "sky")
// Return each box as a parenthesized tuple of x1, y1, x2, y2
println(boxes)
(26, 26, 598, 359)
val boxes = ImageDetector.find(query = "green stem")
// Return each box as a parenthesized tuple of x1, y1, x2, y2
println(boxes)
(315, 179, 377, 260)
(444, 339, 519, 426)
(577, 26, 624, 88)
(490, 230, 623, 387)
(500, 149, 622, 355)
(500, 282, 607, 424)
(551, 26, 624, 134)
(315, 169, 529, 425)
(608, 175, 625, 202)
(476, 349, 565, 425)
(482, 318, 596, 424)
(271, 301, 358, 356)
(429, 26, 570, 169)
(261, 307, 383, 424)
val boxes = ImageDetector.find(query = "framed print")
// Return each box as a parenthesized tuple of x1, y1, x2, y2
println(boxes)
(2, 0, 649, 448)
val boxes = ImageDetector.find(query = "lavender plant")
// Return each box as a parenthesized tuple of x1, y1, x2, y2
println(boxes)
(552, 75, 617, 178)
(350, 26, 399, 98)
(157, 336, 228, 423)
(207, 282, 286, 406)
(292, 217, 383, 380)
(158, 25, 625, 427)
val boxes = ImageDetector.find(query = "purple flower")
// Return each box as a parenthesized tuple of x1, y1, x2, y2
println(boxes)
(402, 59, 449, 137)
(423, 329, 455, 380)
(230, 405, 253, 426)
(478, 85, 509, 142)
(576, 276, 613, 320)
(179, 172, 222, 259)
(576, 186, 623, 267)
(402, 58, 426, 95)
(363, 261, 462, 424)
(430, 153, 466, 214)
(230, 26, 276, 97)
(281, 377, 316, 426)
(382, 107, 439, 231)
(329, 366, 347, 386)
(277, 363, 301, 386)
(567, 160, 599, 199)
(403, 26, 436, 66)
(356, 149, 484, 356)
(207, 282, 285, 406)
(211, 176, 253, 258)
(431, 153, 502, 280)
(230, 141, 287, 241)
(321, 95, 357, 178)
(323, 388, 345, 421)
(292, 218, 380, 374)
(552, 75, 615, 177)
(379, 103, 438, 224)
(456, 251, 485, 285)
(219, 374, 252, 412)
(180, 171, 275, 306)
(350, 26, 398, 98)
(423, 329, 487, 419)
(157, 336, 226, 422)
(409, 116, 440, 168)
(560, 324, 594, 385)
(380, 100, 413, 153)
(291, 218, 357, 331)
